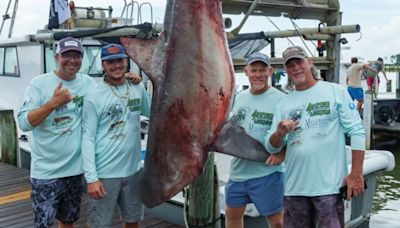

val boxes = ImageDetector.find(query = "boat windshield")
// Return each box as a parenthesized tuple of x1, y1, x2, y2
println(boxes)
(45, 45, 103, 77)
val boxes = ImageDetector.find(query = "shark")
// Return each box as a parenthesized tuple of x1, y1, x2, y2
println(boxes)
(121, 0, 270, 208)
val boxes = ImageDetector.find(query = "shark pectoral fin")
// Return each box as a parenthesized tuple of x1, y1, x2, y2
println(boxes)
(211, 121, 269, 162)
(120, 36, 164, 84)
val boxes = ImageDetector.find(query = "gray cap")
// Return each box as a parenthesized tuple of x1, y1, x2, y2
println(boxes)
(282, 46, 307, 65)
(246, 52, 271, 66)
(56, 37, 83, 55)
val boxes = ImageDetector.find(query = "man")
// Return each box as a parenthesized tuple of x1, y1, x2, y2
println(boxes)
(225, 52, 286, 228)
(18, 37, 97, 228)
(347, 57, 377, 112)
(366, 57, 388, 98)
(81, 43, 150, 228)
(266, 46, 366, 228)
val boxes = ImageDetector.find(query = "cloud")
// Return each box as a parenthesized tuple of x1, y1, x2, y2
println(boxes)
(345, 15, 400, 62)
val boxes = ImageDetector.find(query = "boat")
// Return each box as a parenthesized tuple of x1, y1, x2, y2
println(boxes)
(0, 0, 396, 227)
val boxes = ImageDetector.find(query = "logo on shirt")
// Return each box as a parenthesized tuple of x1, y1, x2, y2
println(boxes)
(109, 120, 126, 139)
(109, 120, 125, 132)
(251, 110, 272, 125)
(349, 102, 356, 110)
(73, 95, 84, 108)
(127, 98, 141, 112)
(21, 97, 34, 109)
(106, 103, 124, 120)
(289, 108, 303, 121)
(306, 101, 330, 117)
(52, 116, 73, 128)
(55, 104, 68, 113)
(230, 107, 249, 126)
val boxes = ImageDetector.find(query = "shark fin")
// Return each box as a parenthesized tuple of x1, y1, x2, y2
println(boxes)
(210, 121, 270, 162)
(120, 36, 165, 85)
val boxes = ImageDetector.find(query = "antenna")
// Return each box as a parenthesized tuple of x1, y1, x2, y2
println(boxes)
(0, 0, 19, 38)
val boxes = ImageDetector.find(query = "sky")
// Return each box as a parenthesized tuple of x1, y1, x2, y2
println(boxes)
(1, 0, 400, 63)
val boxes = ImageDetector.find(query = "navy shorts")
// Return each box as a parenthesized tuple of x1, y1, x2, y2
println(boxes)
(347, 87, 364, 101)
(284, 194, 344, 228)
(225, 172, 284, 216)
(30, 175, 83, 227)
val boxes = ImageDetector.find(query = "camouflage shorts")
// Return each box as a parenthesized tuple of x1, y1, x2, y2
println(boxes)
(284, 194, 344, 228)
(30, 175, 83, 228)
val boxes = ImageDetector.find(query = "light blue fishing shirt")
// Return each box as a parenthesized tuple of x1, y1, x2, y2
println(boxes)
(266, 81, 365, 196)
(229, 87, 286, 181)
(81, 80, 150, 183)
(18, 71, 96, 179)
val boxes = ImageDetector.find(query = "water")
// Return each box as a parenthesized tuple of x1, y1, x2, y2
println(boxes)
(370, 144, 400, 227)
(369, 71, 400, 227)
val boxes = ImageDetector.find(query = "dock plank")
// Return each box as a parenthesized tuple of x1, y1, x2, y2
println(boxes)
(0, 163, 183, 228)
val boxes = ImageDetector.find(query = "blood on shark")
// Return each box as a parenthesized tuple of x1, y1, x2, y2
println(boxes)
(121, 0, 270, 208)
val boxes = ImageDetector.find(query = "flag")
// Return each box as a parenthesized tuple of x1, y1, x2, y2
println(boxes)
(48, 0, 70, 29)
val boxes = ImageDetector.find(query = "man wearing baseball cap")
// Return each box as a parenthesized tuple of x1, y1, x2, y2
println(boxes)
(225, 52, 286, 228)
(81, 43, 150, 227)
(18, 37, 96, 228)
(266, 46, 366, 227)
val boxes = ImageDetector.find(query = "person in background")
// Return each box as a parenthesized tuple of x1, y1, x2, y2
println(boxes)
(225, 52, 286, 228)
(366, 57, 388, 98)
(18, 37, 96, 228)
(81, 43, 150, 228)
(266, 46, 366, 228)
(346, 57, 377, 112)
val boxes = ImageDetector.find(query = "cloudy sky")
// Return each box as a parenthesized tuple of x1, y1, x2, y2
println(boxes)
(1, 0, 399, 63)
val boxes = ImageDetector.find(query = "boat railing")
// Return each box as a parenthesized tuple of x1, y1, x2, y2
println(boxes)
(138, 2, 153, 24)
(121, 0, 139, 25)
(120, 0, 153, 26)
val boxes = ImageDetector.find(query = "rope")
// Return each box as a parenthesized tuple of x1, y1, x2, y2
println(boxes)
(289, 18, 315, 57)
(184, 187, 222, 228)
(266, 16, 295, 46)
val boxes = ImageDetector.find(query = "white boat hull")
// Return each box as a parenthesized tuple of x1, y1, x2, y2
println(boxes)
(144, 149, 395, 228)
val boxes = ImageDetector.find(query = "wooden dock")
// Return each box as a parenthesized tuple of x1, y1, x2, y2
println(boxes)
(0, 162, 183, 228)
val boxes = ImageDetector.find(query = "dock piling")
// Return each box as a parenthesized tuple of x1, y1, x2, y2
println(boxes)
(0, 110, 18, 166)
(363, 92, 373, 150)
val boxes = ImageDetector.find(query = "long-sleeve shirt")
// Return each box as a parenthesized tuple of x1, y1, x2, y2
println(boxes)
(266, 81, 365, 196)
(17, 72, 96, 179)
(229, 87, 286, 181)
(81, 80, 150, 183)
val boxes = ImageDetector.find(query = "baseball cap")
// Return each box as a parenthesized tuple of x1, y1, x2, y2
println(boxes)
(101, 44, 128, 61)
(56, 37, 83, 54)
(282, 46, 307, 65)
(246, 52, 271, 66)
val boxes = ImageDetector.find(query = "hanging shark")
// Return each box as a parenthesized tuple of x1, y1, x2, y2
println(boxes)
(121, 0, 270, 208)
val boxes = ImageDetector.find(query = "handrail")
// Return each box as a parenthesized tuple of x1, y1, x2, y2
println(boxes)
(139, 2, 153, 24)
